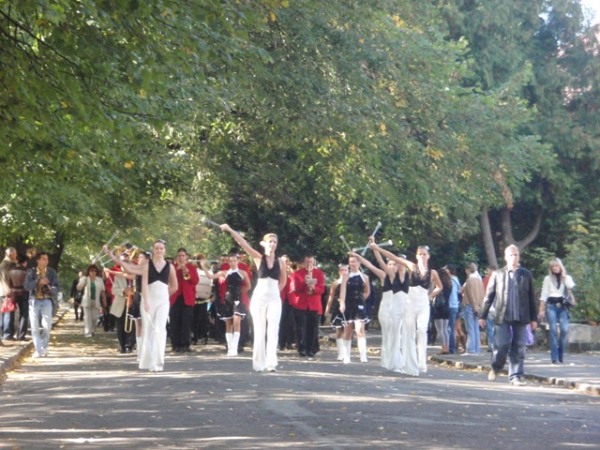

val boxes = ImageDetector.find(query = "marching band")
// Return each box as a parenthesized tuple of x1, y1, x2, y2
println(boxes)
(61, 220, 434, 376)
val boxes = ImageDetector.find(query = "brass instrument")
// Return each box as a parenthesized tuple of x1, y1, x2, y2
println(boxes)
(36, 267, 50, 298)
(95, 242, 139, 267)
(124, 284, 135, 333)
(178, 260, 191, 280)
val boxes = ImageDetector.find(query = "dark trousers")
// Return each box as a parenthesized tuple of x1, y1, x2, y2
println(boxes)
(192, 301, 211, 344)
(103, 294, 115, 331)
(294, 308, 319, 354)
(491, 322, 528, 380)
(2, 311, 15, 339)
(16, 294, 29, 340)
(169, 295, 193, 350)
(115, 309, 135, 351)
(279, 301, 296, 350)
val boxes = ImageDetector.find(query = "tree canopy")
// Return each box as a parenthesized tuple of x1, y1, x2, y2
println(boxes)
(2, 0, 599, 319)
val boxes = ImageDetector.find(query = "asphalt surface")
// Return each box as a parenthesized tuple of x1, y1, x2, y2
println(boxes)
(1, 304, 599, 449)
(5, 304, 598, 395)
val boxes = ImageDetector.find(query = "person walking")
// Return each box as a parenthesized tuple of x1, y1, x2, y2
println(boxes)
(201, 253, 250, 356)
(104, 240, 177, 372)
(462, 262, 484, 355)
(23, 252, 60, 357)
(370, 243, 442, 376)
(219, 225, 287, 372)
(77, 264, 107, 338)
(539, 257, 576, 364)
(338, 255, 371, 363)
(480, 245, 537, 386)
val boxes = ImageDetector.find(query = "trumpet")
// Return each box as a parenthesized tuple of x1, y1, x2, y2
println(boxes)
(95, 242, 139, 267)
(124, 285, 135, 333)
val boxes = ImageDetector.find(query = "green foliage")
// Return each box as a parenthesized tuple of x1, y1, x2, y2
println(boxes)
(562, 212, 600, 322)
(1, 0, 598, 279)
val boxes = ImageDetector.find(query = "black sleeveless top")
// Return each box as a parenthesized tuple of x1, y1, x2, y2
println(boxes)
(384, 272, 409, 294)
(394, 272, 410, 294)
(346, 273, 365, 304)
(148, 260, 170, 285)
(383, 275, 394, 293)
(410, 268, 431, 289)
(225, 270, 243, 302)
(258, 255, 280, 281)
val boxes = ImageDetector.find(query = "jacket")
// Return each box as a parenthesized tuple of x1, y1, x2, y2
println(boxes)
(481, 266, 537, 325)
(289, 267, 325, 313)
(24, 266, 61, 300)
(170, 262, 200, 307)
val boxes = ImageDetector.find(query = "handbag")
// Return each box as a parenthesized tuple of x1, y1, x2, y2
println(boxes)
(1, 293, 17, 313)
(563, 289, 575, 309)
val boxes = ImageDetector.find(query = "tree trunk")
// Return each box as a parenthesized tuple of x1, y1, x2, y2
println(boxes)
(49, 231, 65, 270)
(480, 205, 498, 268)
(500, 207, 542, 251)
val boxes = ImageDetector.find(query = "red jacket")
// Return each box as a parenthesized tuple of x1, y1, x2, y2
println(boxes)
(170, 262, 199, 307)
(280, 276, 291, 303)
(289, 267, 325, 313)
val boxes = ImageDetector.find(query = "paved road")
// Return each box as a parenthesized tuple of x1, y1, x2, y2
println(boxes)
(1, 307, 599, 449)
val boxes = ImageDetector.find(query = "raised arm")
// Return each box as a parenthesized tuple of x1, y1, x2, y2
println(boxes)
(350, 252, 385, 283)
(220, 224, 262, 260)
(102, 246, 144, 276)
(369, 242, 397, 280)
(370, 242, 415, 272)
(200, 259, 225, 280)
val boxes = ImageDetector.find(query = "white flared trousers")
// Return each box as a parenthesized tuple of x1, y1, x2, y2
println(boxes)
(250, 278, 282, 371)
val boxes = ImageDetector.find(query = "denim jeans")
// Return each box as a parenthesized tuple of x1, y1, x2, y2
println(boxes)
(29, 298, 53, 354)
(491, 322, 528, 380)
(463, 304, 480, 354)
(2, 311, 15, 339)
(546, 303, 569, 363)
(448, 307, 459, 353)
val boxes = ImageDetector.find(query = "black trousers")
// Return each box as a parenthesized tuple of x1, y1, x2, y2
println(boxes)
(16, 294, 29, 340)
(279, 301, 296, 349)
(294, 308, 319, 354)
(115, 308, 135, 351)
(169, 295, 193, 349)
(192, 301, 211, 344)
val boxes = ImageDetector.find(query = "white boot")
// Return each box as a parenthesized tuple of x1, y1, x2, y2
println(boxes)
(231, 332, 240, 356)
(225, 332, 233, 356)
(343, 339, 352, 364)
(358, 336, 368, 363)
(336, 338, 344, 361)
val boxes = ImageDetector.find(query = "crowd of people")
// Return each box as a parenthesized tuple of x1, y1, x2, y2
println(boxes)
(0, 233, 578, 383)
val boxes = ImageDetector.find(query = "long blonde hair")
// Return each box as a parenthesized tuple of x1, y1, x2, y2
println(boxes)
(548, 257, 567, 278)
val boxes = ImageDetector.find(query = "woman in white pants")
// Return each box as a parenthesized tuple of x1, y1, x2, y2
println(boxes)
(220, 224, 287, 372)
(370, 244, 442, 376)
(350, 249, 405, 371)
(104, 241, 177, 372)
(77, 264, 106, 338)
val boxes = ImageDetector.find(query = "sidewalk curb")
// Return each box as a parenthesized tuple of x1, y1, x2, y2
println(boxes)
(0, 305, 70, 382)
(429, 354, 600, 396)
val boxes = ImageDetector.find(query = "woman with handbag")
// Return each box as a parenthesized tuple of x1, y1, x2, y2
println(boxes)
(539, 258, 576, 364)
(77, 264, 107, 338)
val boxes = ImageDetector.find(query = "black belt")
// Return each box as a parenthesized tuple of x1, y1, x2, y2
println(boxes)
(547, 297, 563, 305)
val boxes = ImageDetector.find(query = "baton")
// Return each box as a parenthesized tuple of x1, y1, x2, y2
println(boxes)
(361, 221, 382, 256)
